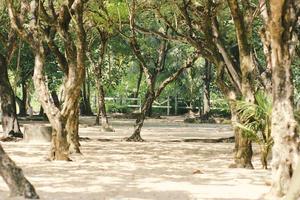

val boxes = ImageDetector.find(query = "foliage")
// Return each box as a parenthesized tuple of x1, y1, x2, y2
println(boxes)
(106, 101, 130, 113)
(234, 91, 273, 168)
(234, 91, 272, 145)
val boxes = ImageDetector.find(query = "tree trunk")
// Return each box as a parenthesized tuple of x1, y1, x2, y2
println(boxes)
(49, 119, 70, 161)
(51, 91, 60, 109)
(134, 66, 143, 99)
(7, 0, 87, 161)
(268, 59, 299, 197)
(97, 83, 113, 132)
(126, 91, 154, 142)
(0, 144, 39, 199)
(39, 106, 43, 116)
(83, 68, 93, 116)
(265, 1, 300, 198)
(0, 55, 22, 138)
(80, 78, 93, 116)
(230, 107, 254, 169)
(67, 103, 81, 154)
(215, 61, 253, 169)
(33, 49, 70, 161)
(234, 56, 254, 169)
(202, 59, 211, 119)
(17, 81, 27, 116)
(15, 96, 26, 117)
(227, 0, 256, 169)
(285, 160, 300, 200)
(260, 145, 269, 170)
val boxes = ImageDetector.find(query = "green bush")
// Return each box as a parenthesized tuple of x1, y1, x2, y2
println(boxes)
(106, 102, 131, 113)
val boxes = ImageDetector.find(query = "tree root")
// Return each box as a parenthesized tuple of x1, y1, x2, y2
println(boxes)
(101, 126, 115, 132)
(125, 134, 145, 142)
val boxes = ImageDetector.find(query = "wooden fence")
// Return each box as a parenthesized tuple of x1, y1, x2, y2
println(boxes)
(104, 96, 204, 115)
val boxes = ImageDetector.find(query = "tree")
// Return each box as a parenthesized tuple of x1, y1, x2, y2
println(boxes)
(133, 0, 257, 168)
(86, 28, 114, 131)
(202, 59, 212, 118)
(0, 12, 22, 138)
(262, 0, 300, 198)
(7, 0, 88, 159)
(0, 144, 39, 198)
(122, 0, 200, 141)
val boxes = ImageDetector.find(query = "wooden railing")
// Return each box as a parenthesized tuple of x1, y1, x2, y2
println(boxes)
(104, 96, 207, 115)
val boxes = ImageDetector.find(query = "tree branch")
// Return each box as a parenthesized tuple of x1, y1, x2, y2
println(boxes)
(155, 51, 199, 98)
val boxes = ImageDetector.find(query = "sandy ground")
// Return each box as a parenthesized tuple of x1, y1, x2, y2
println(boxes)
(0, 116, 271, 200)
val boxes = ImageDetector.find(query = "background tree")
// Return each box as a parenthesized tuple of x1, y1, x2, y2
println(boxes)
(121, 0, 200, 141)
(7, 0, 88, 159)
(133, 0, 256, 168)
(0, 10, 22, 138)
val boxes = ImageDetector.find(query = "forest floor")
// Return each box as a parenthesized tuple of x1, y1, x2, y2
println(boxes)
(0, 116, 270, 200)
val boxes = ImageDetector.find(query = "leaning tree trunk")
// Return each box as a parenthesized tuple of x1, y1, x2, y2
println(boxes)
(134, 66, 143, 99)
(51, 91, 60, 108)
(0, 144, 39, 199)
(0, 55, 22, 138)
(126, 91, 155, 142)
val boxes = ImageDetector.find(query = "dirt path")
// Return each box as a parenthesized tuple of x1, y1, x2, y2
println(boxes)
(0, 116, 270, 199)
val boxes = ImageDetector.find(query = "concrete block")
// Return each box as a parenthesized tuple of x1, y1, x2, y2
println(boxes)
(23, 124, 52, 143)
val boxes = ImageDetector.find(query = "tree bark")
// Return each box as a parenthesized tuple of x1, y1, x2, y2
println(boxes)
(0, 144, 39, 199)
(33, 49, 70, 161)
(227, 0, 256, 169)
(230, 105, 254, 169)
(126, 91, 155, 142)
(285, 160, 300, 200)
(67, 103, 81, 154)
(96, 83, 113, 132)
(15, 96, 26, 117)
(214, 59, 254, 169)
(17, 81, 27, 116)
(51, 91, 60, 109)
(89, 31, 113, 131)
(0, 54, 22, 138)
(264, 1, 300, 198)
(80, 76, 93, 116)
(260, 145, 269, 170)
(202, 59, 211, 119)
(134, 66, 143, 99)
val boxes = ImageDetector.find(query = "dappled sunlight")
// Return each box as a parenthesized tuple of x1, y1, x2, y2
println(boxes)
(0, 117, 270, 199)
